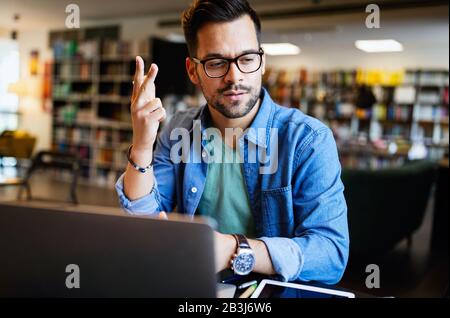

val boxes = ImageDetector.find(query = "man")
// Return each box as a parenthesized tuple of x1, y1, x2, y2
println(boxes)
(116, 0, 349, 284)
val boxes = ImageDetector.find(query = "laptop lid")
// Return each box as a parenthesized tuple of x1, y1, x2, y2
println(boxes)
(0, 202, 217, 298)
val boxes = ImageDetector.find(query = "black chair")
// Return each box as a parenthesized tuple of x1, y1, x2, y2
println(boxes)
(342, 160, 437, 258)
(18, 151, 80, 204)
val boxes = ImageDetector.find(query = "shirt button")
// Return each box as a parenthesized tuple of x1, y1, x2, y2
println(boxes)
(191, 187, 197, 193)
(202, 151, 207, 158)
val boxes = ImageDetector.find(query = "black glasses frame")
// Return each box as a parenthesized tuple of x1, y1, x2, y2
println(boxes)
(191, 49, 264, 78)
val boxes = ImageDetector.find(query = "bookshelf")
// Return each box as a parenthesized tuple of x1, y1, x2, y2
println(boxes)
(263, 68, 449, 169)
(49, 28, 201, 187)
(50, 27, 151, 187)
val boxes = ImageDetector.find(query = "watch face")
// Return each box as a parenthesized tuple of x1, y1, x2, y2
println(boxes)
(234, 251, 255, 275)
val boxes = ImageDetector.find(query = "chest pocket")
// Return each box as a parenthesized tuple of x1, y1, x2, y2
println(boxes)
(261, 184, 294, 236)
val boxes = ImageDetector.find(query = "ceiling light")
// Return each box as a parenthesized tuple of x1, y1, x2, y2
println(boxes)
(261, 43, 301, 56)
(355, 39, 403, 53)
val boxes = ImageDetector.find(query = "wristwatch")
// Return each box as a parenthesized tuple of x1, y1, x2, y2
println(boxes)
(230, 234, 255, 276)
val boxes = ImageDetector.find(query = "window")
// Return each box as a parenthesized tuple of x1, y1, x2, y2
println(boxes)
(0, 39, 19, 132)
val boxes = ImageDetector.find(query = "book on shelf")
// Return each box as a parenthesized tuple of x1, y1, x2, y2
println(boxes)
(77, 41, 99, 59)
(97, 148, 114, 164)
(394, 86, 416, 104)
(403, 71, 418, 86)
(335, 102, 354, 118)
(95, 129, 114, 145)
(386, 105, 410, 122)
(53, 83, 71, 98)
(443, 87, 449, 105)
(54, 61, 93, 79)
(101, 63, 127, 76)
(417, 91, 442, 104)
(419, 71, 448, 87)
(413, 104, 448, 122)
(76, 109, 94, 122)
(113, 149, 128, 169)
(53, 40, 78, 60)
(101, 39, 149, 58)
(78, 146, 91, 161)
(72, 127, 90, 143)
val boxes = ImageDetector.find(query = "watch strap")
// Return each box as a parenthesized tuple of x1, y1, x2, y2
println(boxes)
(233, 234, 251, 249)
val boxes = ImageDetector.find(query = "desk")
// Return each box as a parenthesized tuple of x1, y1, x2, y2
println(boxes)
(0, 176, 24, 186)
(0, 199, 126, 216)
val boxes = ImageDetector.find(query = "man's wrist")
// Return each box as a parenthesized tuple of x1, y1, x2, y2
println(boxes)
(126, 144, 154, 174)
(216, 233, 237, 271)
(130, 146, 153, 168)
(224, 234, 237, 270)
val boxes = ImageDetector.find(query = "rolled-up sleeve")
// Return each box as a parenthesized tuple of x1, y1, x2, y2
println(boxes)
(115, 173, 161, 215)
(260, 127, 349, 284)
(258, 237, 304, 281)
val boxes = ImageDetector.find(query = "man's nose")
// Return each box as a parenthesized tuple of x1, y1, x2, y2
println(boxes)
(223, 61, 243, 84)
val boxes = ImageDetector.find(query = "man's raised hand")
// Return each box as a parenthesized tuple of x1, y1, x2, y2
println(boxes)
(130, 56, 166, 153)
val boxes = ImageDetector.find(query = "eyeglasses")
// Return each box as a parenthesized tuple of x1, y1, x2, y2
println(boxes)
(191, 49, 264, 78)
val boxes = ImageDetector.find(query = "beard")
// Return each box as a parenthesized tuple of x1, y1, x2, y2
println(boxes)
(201, 81, 262, 119)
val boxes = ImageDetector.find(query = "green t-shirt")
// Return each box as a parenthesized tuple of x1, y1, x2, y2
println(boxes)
(197, 135, 256, 238)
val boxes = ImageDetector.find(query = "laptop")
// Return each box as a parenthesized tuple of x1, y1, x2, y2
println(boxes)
(0, 201, 217, 298)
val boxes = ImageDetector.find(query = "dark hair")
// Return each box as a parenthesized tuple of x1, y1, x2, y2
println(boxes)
(182, 0, 261, 57)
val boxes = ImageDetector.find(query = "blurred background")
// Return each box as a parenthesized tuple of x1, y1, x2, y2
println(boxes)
(0, 0, 448, 298)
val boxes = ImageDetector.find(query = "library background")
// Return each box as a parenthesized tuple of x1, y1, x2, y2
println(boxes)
(0, 0, 448, 298)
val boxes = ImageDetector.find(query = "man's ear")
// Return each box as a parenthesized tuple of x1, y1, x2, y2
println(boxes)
(186, 57, 199, 85)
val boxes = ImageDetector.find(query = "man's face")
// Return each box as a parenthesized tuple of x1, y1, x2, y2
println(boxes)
(186, 15, 265, 119)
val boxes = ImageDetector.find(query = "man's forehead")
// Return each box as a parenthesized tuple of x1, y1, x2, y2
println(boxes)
(196, 16, 259, 58)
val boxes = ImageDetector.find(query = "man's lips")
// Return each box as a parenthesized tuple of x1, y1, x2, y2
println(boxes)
(223, 90, 247, 96)
(222, 91, 247, 102)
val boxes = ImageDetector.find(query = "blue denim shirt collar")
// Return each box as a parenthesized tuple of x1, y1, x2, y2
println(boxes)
(244, 87, 274, 149)
(189, 87, 273, 149)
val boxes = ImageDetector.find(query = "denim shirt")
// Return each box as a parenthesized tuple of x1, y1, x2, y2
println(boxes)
(115, 88, 349, 284)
